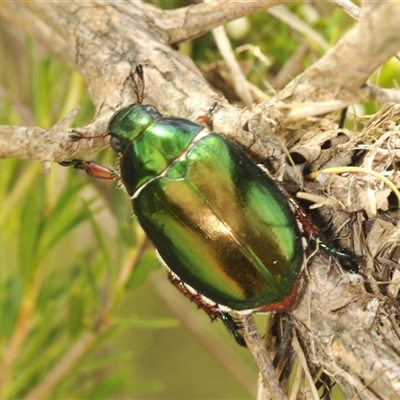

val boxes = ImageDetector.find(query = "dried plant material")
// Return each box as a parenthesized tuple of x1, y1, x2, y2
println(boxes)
(211, 24, 253, 109)
(290, 128, 353, 165)
(292, 257, 399, 399)
(388, 269, 400, 299)
(365, 219, 400, 259)
(322, 173, 392, 215)
(283, 99, 359, 122)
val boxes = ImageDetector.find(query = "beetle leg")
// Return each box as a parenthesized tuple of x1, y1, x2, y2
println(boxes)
(318, 242, 359, 272)
(197, 102, 218, 127)
(219, 313, 246, 347)
(286, 195, 319, 240)
(167, 272, 220, 320)
(59, 160, 119, 180)
(285, 193, 358, 271)
(167, 272, 246, 346)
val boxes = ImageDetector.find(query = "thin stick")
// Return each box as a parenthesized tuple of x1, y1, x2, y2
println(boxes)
(240, 314, 288, 400)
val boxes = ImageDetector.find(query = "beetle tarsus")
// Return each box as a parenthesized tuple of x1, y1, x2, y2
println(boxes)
(219, 313, 246, 347)
(319, 241, 359, 272)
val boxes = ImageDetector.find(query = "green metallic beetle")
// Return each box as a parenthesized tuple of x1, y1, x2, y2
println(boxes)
(63, 101, 307, 345)
(61, 66, 323, 345)
(111, 102, 305, 310)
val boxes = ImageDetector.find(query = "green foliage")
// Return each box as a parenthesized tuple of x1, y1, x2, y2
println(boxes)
(0, 42, 165, 399)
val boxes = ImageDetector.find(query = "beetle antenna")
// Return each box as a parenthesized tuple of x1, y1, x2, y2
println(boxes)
(132, 64, 145, 104)
(68, 131, 109, 142)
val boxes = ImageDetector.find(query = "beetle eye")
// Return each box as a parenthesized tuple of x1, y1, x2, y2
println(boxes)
(110, 136, 124, 153)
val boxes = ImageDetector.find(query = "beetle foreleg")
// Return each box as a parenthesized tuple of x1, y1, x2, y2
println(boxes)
(59, 160, 119, 180)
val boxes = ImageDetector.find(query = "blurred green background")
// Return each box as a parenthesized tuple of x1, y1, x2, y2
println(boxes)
(1, 2, 399, 399)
